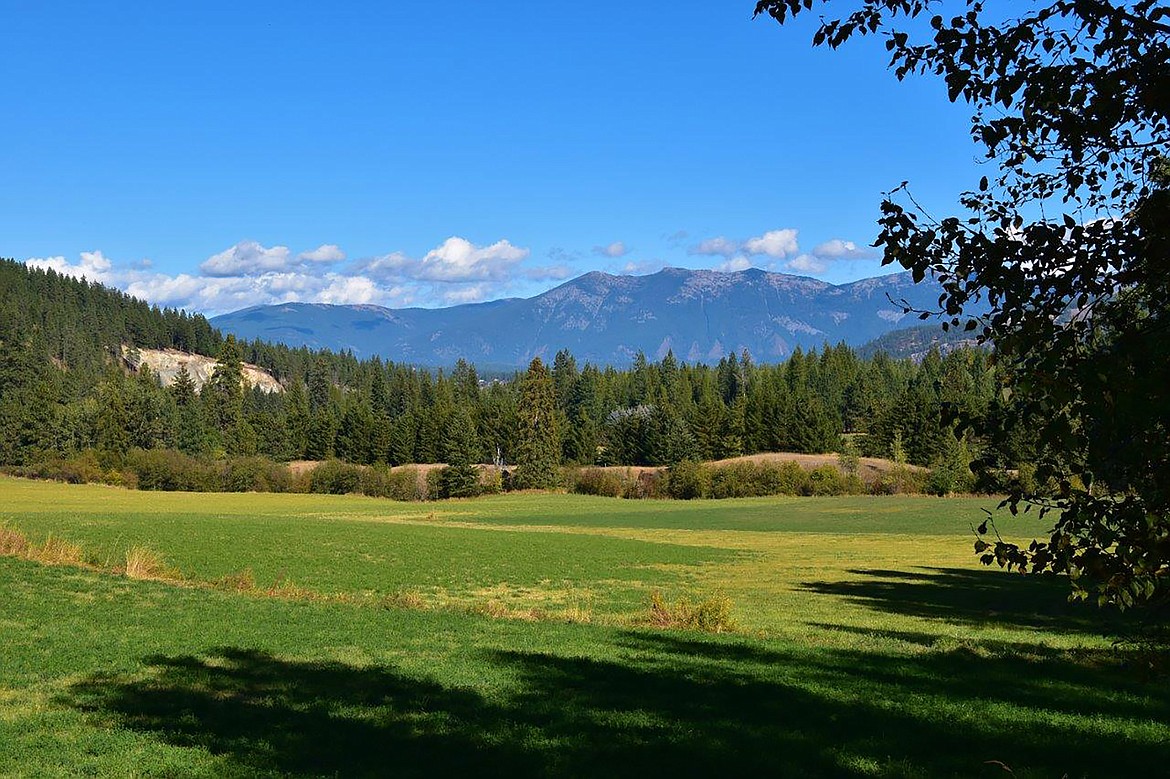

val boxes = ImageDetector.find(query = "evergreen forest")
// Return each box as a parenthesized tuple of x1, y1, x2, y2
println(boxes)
(0, 259, 1033, 492)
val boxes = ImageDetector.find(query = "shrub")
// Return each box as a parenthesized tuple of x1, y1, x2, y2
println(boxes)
(3, 451, 115, 487)
(477, 467, 503, 495)
(570, 467, 626, 498)
(926, 463, 976, 496)
(763, 461, 810, 495)
(870, 464, 930, 495)
(220, 457, 291, 493)
(308, 460, 362, 495)
(708, 462, 790, 498)
(624, 470, 667, 500)
(126, 448, 216, 492)
(359, 464, 392, 498)
(666, 460, 711, 499)
(1016, 462, 1039, 495)
(805, 464, 847, 496)
(388, 467, 428, 501)
(436, 464, 480, 499)
(424, 467, 444, 500)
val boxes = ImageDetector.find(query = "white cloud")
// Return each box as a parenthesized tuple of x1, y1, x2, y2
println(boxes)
(443, 284, 490, 304)
(201, 240, 293, 277)
(359, 251, 413, 279)
(690, 228, 800, 263)
(315, 275, 380, 305)
(25, 233, 549, 316)
(744, 229, 799, 259)
(811, 239, 871, 259)
(619, 259, 664, 275)
(353, 236, 534, 303)
(689, 236, 740, 257)
(416, 237, 528, 282)
(785, 254, 828, 274)
(27, 250, 114, 283)
(124, 273, 207, 307)
(715, 255, 753, 273)
(593, 241, 628, 258)
(298, 244, 347, 263)
(125, 269, 400, 313)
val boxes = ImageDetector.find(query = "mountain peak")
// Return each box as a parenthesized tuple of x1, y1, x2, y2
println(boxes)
(211, 267, 941, 367)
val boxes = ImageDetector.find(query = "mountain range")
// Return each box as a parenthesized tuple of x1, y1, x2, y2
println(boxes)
(210, 267, 952, 367)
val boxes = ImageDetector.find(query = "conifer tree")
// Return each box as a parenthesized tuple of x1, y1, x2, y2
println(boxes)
(283, 377, 311, 459)
(438, 406, 481, 497)
(206, 334, 256, 455)
(513, 357, 559, 489)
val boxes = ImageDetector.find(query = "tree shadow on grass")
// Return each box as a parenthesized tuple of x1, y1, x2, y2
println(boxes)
(802, 566, 1134, 634)
(65, 637, 1170, 778)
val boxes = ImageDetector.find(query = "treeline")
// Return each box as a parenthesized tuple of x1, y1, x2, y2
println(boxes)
(0, 258, 1035, 494)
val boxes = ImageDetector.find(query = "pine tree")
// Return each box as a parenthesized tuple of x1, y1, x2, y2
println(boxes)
(335, 401, 375, 464)
(438, 406, 480, 498)
(96, 378, 130, 457)
(513, 357, 559, 489)
(205, 335, 254, 454)
(283, 377, 311, 459)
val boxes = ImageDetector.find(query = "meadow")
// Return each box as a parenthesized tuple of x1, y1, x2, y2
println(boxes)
(0, 476, 1165, 777)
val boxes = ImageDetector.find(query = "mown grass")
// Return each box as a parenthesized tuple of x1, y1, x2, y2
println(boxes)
(0, 476, 1165, 777)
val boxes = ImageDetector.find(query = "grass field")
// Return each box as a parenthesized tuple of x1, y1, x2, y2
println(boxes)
(1, 476, 1165, 777)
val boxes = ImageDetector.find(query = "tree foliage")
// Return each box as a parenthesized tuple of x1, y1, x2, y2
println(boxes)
(513, 358, 560, 490)
(756, 0, 1170, 609)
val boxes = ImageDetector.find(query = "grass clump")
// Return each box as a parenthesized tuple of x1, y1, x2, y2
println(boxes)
(124, 546, 175, 581)
(215, 568, 259, 592)
(649, 591, 736, 634)
(32, 535, 86, 567)
(0, 524, 30, 556)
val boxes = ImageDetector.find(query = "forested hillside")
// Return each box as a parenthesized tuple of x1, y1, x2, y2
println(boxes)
(0, 259, 1032, 488)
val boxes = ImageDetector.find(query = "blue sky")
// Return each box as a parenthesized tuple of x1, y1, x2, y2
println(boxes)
(3, 0, 980, 314)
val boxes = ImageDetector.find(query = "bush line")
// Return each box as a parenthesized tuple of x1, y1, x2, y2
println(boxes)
(3, 448, 1026, 499)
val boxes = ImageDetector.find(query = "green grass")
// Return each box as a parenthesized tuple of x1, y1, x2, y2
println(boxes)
(0, 476, 1165, 777)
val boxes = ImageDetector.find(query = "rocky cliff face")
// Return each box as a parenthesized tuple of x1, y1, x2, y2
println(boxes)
(211, 267, 954, 367)
(121, 346, 283, 393)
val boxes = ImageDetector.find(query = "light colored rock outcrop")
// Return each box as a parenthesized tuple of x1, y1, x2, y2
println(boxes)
(121, 346, 283, 393)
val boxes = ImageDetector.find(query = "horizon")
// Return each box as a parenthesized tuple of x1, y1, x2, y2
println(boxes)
(205, 264, 912, 318)
(3, 2, 975, 317)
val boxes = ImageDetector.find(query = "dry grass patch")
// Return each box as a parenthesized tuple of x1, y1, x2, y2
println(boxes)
(214, 568, 259, 592)
(648, 590, 736, 633)
(469, 600, 550, 622)
(124, 546, 176, 581)
(264, 576, 318, 600)
(382, 589, 428, 610)
(0, 524, 30, 556)
(557, 604, 594, 624)
(31, 535, 86, 567)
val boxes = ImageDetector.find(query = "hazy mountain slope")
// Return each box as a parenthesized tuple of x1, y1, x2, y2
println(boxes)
(857, 324, 985, 361)
(212, 267, 950, 366)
